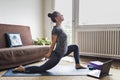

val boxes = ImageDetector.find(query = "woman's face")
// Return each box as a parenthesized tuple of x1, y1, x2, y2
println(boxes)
(55, 12, 64, 22)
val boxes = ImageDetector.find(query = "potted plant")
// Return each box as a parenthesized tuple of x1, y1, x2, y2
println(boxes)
(34, 38, 51, 45)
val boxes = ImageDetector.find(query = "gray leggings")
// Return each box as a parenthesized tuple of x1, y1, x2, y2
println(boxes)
(25, 45, 80, 73)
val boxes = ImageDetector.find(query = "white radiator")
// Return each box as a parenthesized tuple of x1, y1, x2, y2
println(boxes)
(77, 24, 120, 59)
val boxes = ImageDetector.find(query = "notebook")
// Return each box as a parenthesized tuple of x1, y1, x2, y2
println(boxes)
(87, 60, 113, 78)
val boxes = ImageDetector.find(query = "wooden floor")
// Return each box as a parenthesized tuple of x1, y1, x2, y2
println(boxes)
(0, 56, 120, 80)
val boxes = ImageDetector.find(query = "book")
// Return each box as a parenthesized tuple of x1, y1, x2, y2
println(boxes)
(88, 61, 104, 70)
(90, 61, 103, 65)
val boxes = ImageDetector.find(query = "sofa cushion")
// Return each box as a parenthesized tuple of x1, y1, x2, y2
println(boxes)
(0, 45, 50, 70)
(5, 32, 23, 47)
(0, 24, 33, 48)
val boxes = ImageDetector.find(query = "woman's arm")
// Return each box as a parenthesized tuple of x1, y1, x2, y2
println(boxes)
(45, 35, 57, 58)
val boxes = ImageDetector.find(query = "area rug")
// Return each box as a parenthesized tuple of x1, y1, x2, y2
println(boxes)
(2, 65, 90, 77)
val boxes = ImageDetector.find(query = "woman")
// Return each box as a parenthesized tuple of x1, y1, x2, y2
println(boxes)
(13, 11, 86, 73)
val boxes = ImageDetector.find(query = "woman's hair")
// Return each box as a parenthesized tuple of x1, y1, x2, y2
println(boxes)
(48, 11, 58, 23)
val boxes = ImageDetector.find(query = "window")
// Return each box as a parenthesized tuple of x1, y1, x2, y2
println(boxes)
(55, 0, 72, 44)
(79, 0, 120, 25)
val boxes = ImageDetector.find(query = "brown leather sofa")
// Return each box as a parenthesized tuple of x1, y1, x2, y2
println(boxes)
(0, 24, 50, 70)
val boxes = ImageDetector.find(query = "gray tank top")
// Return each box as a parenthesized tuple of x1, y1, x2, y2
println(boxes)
(52, 26, 68, 54)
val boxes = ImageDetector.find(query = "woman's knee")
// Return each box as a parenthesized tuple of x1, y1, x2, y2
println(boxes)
(72, 44, 79, 50)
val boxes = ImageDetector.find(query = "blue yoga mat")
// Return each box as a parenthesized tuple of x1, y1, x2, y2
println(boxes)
(2, 65, 90, 77)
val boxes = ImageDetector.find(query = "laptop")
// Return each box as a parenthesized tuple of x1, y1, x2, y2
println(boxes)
(87, 60, 113, 78)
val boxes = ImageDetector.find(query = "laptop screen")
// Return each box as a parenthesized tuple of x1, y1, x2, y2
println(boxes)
(100, 60, 113, 76)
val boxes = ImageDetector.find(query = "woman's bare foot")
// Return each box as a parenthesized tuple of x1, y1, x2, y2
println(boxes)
(13, 65, 25, 73)
(75, 64, 86, 69)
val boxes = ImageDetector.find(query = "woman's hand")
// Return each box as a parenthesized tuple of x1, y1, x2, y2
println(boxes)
(45, 53, 51, 59)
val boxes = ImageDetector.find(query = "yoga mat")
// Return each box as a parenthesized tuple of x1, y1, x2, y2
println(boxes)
(2, 65, 91, 77)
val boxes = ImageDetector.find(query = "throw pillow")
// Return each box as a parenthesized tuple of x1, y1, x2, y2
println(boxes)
(5, 32, 23, 47)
